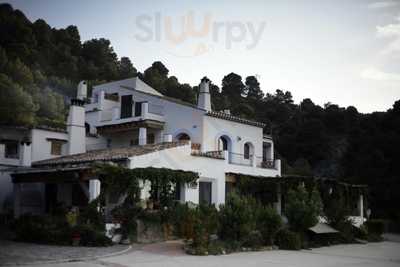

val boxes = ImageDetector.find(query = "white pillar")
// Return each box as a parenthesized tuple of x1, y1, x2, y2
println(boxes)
(141, 102, 149, 119)
(98, 90, 105, 110)
(139, 127, 147, 145)
(13, 183, 21, 218)
(275, 159, 281, 175)
(20, 142, 32, 167)
(358, 194, 364, 219)
(89, 179, 101, 202)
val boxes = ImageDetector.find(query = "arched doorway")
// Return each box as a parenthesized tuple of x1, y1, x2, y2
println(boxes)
(175, 133, 191, 141)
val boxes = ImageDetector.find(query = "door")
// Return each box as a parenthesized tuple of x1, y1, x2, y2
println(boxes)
(45, 183, 58, 213)
(135, 101, 143, 117)
(120, 95, 133, 118)
(199, 182, 212, 205)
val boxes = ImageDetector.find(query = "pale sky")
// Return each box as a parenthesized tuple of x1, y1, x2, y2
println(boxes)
(4, 0, 400, 113)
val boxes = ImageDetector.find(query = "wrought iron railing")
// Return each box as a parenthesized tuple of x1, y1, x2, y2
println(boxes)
(228, 152, 253, 166)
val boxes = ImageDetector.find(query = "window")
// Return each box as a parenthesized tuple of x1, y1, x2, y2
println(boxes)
(106, 139, 112, 148)
(199, 182, 212, 205)
(135, 102, 143, 117)
(147, 133, 155, 144)
(51, 141, 63, 155)
(4, 140, 19, 159)
(218, 136, 229, 151)
(121, 95, 133, 118)
(244, 143, 250, 159)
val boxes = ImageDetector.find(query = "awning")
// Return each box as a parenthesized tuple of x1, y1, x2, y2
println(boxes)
(309, 223, 339, 234)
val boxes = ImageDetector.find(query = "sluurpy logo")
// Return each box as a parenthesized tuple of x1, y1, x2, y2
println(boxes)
(134, 11, 266, 57)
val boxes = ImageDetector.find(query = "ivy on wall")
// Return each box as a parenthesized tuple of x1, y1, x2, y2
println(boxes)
(94, 164, 199, 207)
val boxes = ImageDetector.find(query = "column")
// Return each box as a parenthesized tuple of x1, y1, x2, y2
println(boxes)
(13, 183, 21, 218)
(19, 141, 32, 167)
(358, 194, 364, 219)
(89, 179, 101, 202)
(141, 102, 149, 119)
(139, 127, 147, 145)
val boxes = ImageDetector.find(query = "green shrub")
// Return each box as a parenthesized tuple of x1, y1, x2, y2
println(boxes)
(256, 206, 282, 245)
(218, 193, 257, 243)
(14, 214, 71, 245)
(243, 230, 263, 249)
(285, 185, 322, 233)
(72, 224, 112, 246)
(366, 219, 385, 236)
(336, 220, 355, 243)
(79, 201, 105, 231)
(276, 228, 301, 250)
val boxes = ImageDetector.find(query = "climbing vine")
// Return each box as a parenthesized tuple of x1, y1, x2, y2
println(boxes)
(94, 164, 199, 207)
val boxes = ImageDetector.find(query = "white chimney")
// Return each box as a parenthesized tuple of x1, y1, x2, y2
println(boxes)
(67, 81, 86, 155)
(77, 81, 87, 100)
(197, 77, 211, 111)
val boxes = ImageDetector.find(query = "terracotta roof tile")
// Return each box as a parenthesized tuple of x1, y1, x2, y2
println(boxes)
(206, 111, 266, 128)
(32, 141, 188, 167)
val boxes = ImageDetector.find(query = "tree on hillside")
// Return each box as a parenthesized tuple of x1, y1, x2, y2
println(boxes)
(0, 73, 37, 125)
(143, 61, 169, 93)
(81, 38, 119, 80)
(221, 72, 246, 110)
(118, 57, 137, 79)
(246, 75, 264, 101)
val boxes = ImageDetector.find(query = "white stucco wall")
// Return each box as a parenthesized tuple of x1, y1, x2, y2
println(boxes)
(127, 143, 280, 206)
(202, 116, 264, 157)
(86, 83, 206, 146)
(31, 129, 69, 162)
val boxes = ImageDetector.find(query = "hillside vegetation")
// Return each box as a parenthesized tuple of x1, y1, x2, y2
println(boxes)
(0, 3, 399, 222)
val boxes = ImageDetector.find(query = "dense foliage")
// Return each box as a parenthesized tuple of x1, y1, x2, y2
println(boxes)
(285, 185, 323, 232)
(1, 3, 399, 222)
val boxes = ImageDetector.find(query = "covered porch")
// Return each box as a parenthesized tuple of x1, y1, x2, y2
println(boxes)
(11, 167, 101, 218)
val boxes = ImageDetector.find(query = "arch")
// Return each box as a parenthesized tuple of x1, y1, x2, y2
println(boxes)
(216, 134, 232, 152)
(243, 142, 254, 159)
(173, 129, 192, 141)
(176, 133, 191, 141)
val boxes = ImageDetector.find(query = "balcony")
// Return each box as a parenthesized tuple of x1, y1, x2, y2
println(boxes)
(228, 152, 277, 169)
(97, 102, 165, 127)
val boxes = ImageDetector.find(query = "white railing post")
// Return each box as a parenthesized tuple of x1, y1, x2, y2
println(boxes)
(141, 102, 149, 119)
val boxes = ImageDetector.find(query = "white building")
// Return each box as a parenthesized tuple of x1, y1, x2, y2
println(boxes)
(6, 77, 282, 217)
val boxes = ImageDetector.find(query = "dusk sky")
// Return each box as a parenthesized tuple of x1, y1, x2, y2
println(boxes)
(4, 0, 400, 113)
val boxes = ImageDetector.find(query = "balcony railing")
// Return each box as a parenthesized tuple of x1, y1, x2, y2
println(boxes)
(228, 152, 253, 166)
(99, 102, 164, 123)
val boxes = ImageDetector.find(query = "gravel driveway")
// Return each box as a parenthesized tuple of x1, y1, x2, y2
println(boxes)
(2, 240, 400, 267)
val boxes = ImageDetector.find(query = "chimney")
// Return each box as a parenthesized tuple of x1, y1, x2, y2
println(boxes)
(67, 81, 86, 155)
(197, 77, 211, 111)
